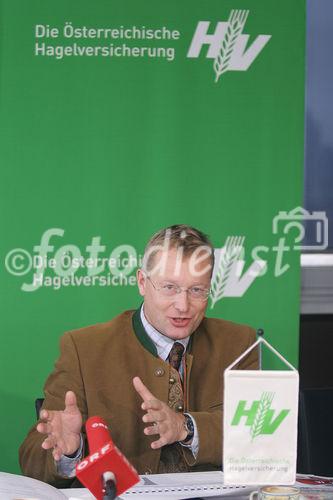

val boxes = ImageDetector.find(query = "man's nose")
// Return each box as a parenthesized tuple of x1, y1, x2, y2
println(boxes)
(173, 290, 190, 312)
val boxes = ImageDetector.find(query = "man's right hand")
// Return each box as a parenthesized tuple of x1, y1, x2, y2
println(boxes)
(36, 391, 82, 461)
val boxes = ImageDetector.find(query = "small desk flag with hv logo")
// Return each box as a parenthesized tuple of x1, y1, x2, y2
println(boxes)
(223, 337, 299, 485)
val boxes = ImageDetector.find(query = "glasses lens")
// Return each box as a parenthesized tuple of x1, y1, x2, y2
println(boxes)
(160, 284, 179, 296)
(188, 287, 210, 300)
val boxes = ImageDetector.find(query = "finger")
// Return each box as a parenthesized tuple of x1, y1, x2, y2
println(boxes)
(41, 435, 57, 450)
(144, 424, 160, 436)
(36, 422, 53, 435)
(40, 409, 50, 421)
(141, 399, 163, 411)
(142, 410, 164, 424)
(150, 436, 168, 449)
(40, 409, 59, 425)
(64, 391, 78, 412)
(52, 447, 63, 461)
(133, 376, 156, 402)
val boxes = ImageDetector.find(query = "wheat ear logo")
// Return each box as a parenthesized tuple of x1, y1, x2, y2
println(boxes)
(231, 392, 290, 440)
(210, 236, 246, 308)
(250, 392, 274, 441)
(214, 10, 249, 83)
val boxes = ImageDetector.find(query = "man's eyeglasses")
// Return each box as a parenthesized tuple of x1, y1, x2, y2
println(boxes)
(146, 276, 210, 301)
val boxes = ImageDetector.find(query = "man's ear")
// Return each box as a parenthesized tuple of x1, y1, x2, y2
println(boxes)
(137, 269, 146, 297)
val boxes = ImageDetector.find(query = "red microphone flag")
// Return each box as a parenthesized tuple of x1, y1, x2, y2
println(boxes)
(76, 416, 140, 500)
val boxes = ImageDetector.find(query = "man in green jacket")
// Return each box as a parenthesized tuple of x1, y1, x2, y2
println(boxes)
(19, 224, 257, 486)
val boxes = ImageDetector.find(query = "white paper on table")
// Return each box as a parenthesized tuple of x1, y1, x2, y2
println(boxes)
(0, 471, 66, 500)
(120, 471, 253, 498)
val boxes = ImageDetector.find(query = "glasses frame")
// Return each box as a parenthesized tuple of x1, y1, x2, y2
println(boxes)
(146, 276, 210, 301)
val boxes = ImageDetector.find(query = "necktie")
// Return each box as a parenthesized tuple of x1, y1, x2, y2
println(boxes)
(162, 341, 187, 473)
(168, 342, 185, 371)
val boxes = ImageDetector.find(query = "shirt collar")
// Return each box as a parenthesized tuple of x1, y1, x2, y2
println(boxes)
(140, 306, 190, 362)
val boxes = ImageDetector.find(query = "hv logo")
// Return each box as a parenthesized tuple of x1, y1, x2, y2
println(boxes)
(231, 392, 290, 441)
(187, 10, 271, 82)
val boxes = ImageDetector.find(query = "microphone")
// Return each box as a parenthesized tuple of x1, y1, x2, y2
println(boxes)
(76, 416, 140, 500)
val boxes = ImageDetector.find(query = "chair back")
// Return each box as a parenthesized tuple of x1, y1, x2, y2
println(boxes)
(35, 398, 44, 419)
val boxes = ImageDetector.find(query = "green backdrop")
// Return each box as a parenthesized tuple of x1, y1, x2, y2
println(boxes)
(0, 0, 305, 474)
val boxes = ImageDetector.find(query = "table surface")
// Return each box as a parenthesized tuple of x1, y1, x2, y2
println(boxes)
(59, 472, 333, 499)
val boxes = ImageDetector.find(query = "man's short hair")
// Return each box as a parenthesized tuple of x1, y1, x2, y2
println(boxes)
(142, 224, 214, 275)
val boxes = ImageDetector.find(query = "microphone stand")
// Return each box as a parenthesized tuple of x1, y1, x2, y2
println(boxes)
(257, 328, 264, 370)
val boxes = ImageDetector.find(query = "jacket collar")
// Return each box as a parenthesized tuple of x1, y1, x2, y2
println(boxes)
(132, 307, 158, 357)
(132, 306, 194, 358)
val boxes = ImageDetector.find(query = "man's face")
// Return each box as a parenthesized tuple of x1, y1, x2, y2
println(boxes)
(137, 248, 212, 340)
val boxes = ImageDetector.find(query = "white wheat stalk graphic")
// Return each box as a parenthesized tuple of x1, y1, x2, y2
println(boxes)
(250, 392, 274, 441)
(210, 236, 244, 309)
(213, 9, 249, 83)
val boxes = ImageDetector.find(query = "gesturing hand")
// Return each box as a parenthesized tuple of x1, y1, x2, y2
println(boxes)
(36, 391, 82, 461)
(133, 376, 187, 449)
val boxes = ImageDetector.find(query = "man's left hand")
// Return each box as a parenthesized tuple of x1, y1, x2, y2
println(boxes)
(133, 376, 187, 449)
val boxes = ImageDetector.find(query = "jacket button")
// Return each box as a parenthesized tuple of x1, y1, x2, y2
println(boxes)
(176, 404, 184, 412)
(154, 368, 165, 377)
(169, 377, 176, 384)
